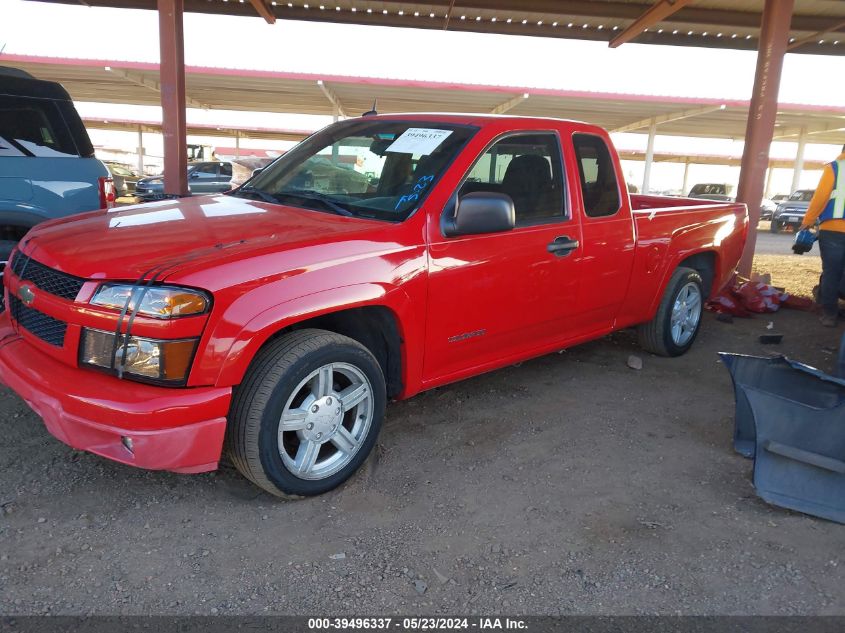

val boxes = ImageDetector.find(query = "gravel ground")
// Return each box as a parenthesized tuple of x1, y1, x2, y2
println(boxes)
(752, 222, 822, 299)
(1, 305, 843, 616)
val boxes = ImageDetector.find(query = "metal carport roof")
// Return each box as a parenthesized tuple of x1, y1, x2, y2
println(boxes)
(25, 0, 845, 56)
(5, 54, 845, 145)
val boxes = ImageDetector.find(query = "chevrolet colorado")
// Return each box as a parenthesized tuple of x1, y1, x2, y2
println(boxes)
(0, 114, 747, 497)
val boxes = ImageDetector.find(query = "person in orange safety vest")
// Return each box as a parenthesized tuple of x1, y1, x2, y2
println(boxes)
(800, 145, 845, 327)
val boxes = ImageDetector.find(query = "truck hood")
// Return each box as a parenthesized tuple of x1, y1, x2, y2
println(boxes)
(21, 194, 392, 283)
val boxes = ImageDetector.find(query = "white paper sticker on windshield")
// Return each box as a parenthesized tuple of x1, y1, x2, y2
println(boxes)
(386, 128, 453, 156)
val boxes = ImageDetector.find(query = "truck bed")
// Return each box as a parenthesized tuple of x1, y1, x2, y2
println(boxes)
(611, 194, 748, 329)
(630, 193, 738, 213)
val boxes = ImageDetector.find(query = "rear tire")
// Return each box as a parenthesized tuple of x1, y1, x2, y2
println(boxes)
(226, 329, 386, 498)
(637, 267, 704, 357)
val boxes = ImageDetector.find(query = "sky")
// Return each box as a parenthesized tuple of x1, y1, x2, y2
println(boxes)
(2, 0, 844, 193)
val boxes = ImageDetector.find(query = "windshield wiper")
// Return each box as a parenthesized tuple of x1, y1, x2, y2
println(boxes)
(275, 190, 355, 217)
(231, 186, 279, 205)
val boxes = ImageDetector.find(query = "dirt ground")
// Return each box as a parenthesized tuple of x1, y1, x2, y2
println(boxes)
(753, 254, 821, 299)
(1, 259, 844, 616)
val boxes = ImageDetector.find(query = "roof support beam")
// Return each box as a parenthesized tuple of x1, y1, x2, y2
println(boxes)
(443, 0, 457, 30)
(317, 80, 346, 118)
(610, 104, 726, 134)
(248, 0, 275, 24)
(773, 121, 845, 140)
(490, 93, 529, 115)
(609, 0, 695, 48)
(787, 19, 845, 51)
(107, 67, 209, 110)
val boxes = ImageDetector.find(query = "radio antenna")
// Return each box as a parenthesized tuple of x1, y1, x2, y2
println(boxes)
(362, 99, 378, 117)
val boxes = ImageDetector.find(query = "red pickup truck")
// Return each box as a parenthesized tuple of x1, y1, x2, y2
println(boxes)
(0, 114, 747, 497)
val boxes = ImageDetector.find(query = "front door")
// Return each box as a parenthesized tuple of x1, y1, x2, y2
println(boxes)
(424, 132, 582, 383)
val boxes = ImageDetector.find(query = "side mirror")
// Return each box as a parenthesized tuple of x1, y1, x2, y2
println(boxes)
(251, 168, 264, 177)
(189, 171, 200, 179)
(442, 192, 515, 237)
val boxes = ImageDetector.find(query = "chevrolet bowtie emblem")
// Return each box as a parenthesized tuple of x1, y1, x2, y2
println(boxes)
(19, 284, 35, 306)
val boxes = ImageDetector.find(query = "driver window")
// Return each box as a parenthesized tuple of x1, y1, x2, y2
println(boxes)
(459, 133, 564, 224)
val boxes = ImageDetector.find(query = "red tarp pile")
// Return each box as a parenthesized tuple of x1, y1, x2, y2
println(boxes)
(706, 275, 815, 317)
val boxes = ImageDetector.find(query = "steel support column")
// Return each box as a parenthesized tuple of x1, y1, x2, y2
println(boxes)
(682, 160, 691, 195)
(235, 132, 241, 159)
(642, 118, 657, 194)
(158, 0, 189, 197)
(791, 126, 808, 193)
(765, 166, 775, 198)
(736, 0, 794, 277)
(136, 125, 144, 174)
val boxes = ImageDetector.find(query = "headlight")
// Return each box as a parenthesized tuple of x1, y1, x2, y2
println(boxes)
(91, 284, 209, 318)
(81, 328, 197, 384)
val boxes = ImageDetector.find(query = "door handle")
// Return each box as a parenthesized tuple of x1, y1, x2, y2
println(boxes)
(547, 236, 579, 256)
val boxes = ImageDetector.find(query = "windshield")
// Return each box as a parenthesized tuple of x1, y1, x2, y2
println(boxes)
(235, 119, 477, 221)
(789, 190, 815, 202)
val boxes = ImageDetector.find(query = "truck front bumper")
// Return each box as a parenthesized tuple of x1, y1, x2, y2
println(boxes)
(0, 314, 232, 474)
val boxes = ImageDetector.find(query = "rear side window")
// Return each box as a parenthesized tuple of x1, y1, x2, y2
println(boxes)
(220, 163, 233, 178)
(573, 134, 620, 218)
(0, 95, 80, 158)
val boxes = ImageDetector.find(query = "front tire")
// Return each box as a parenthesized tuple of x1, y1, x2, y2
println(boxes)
(227, 329, 386, 497)
(637, 267, 704, 357)
(769, 220, 781, 233)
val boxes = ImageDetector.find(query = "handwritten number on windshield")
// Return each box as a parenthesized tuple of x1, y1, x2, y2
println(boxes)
(395, 175, 435, 210)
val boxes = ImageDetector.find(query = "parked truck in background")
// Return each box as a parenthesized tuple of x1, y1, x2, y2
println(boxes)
(769, 189, 816, 233)
(0, 114, 748, 497)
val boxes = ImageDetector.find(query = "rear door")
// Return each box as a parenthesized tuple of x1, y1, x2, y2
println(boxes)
(424, 131, 582, 381)
(569, 133, 636, 333)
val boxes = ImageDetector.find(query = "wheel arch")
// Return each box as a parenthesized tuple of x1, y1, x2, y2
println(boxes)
(282, 306, 404, 399)
(648, 248, 719, 320)
(677, 250, 718, 298)
(204, 284, 416, 399)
